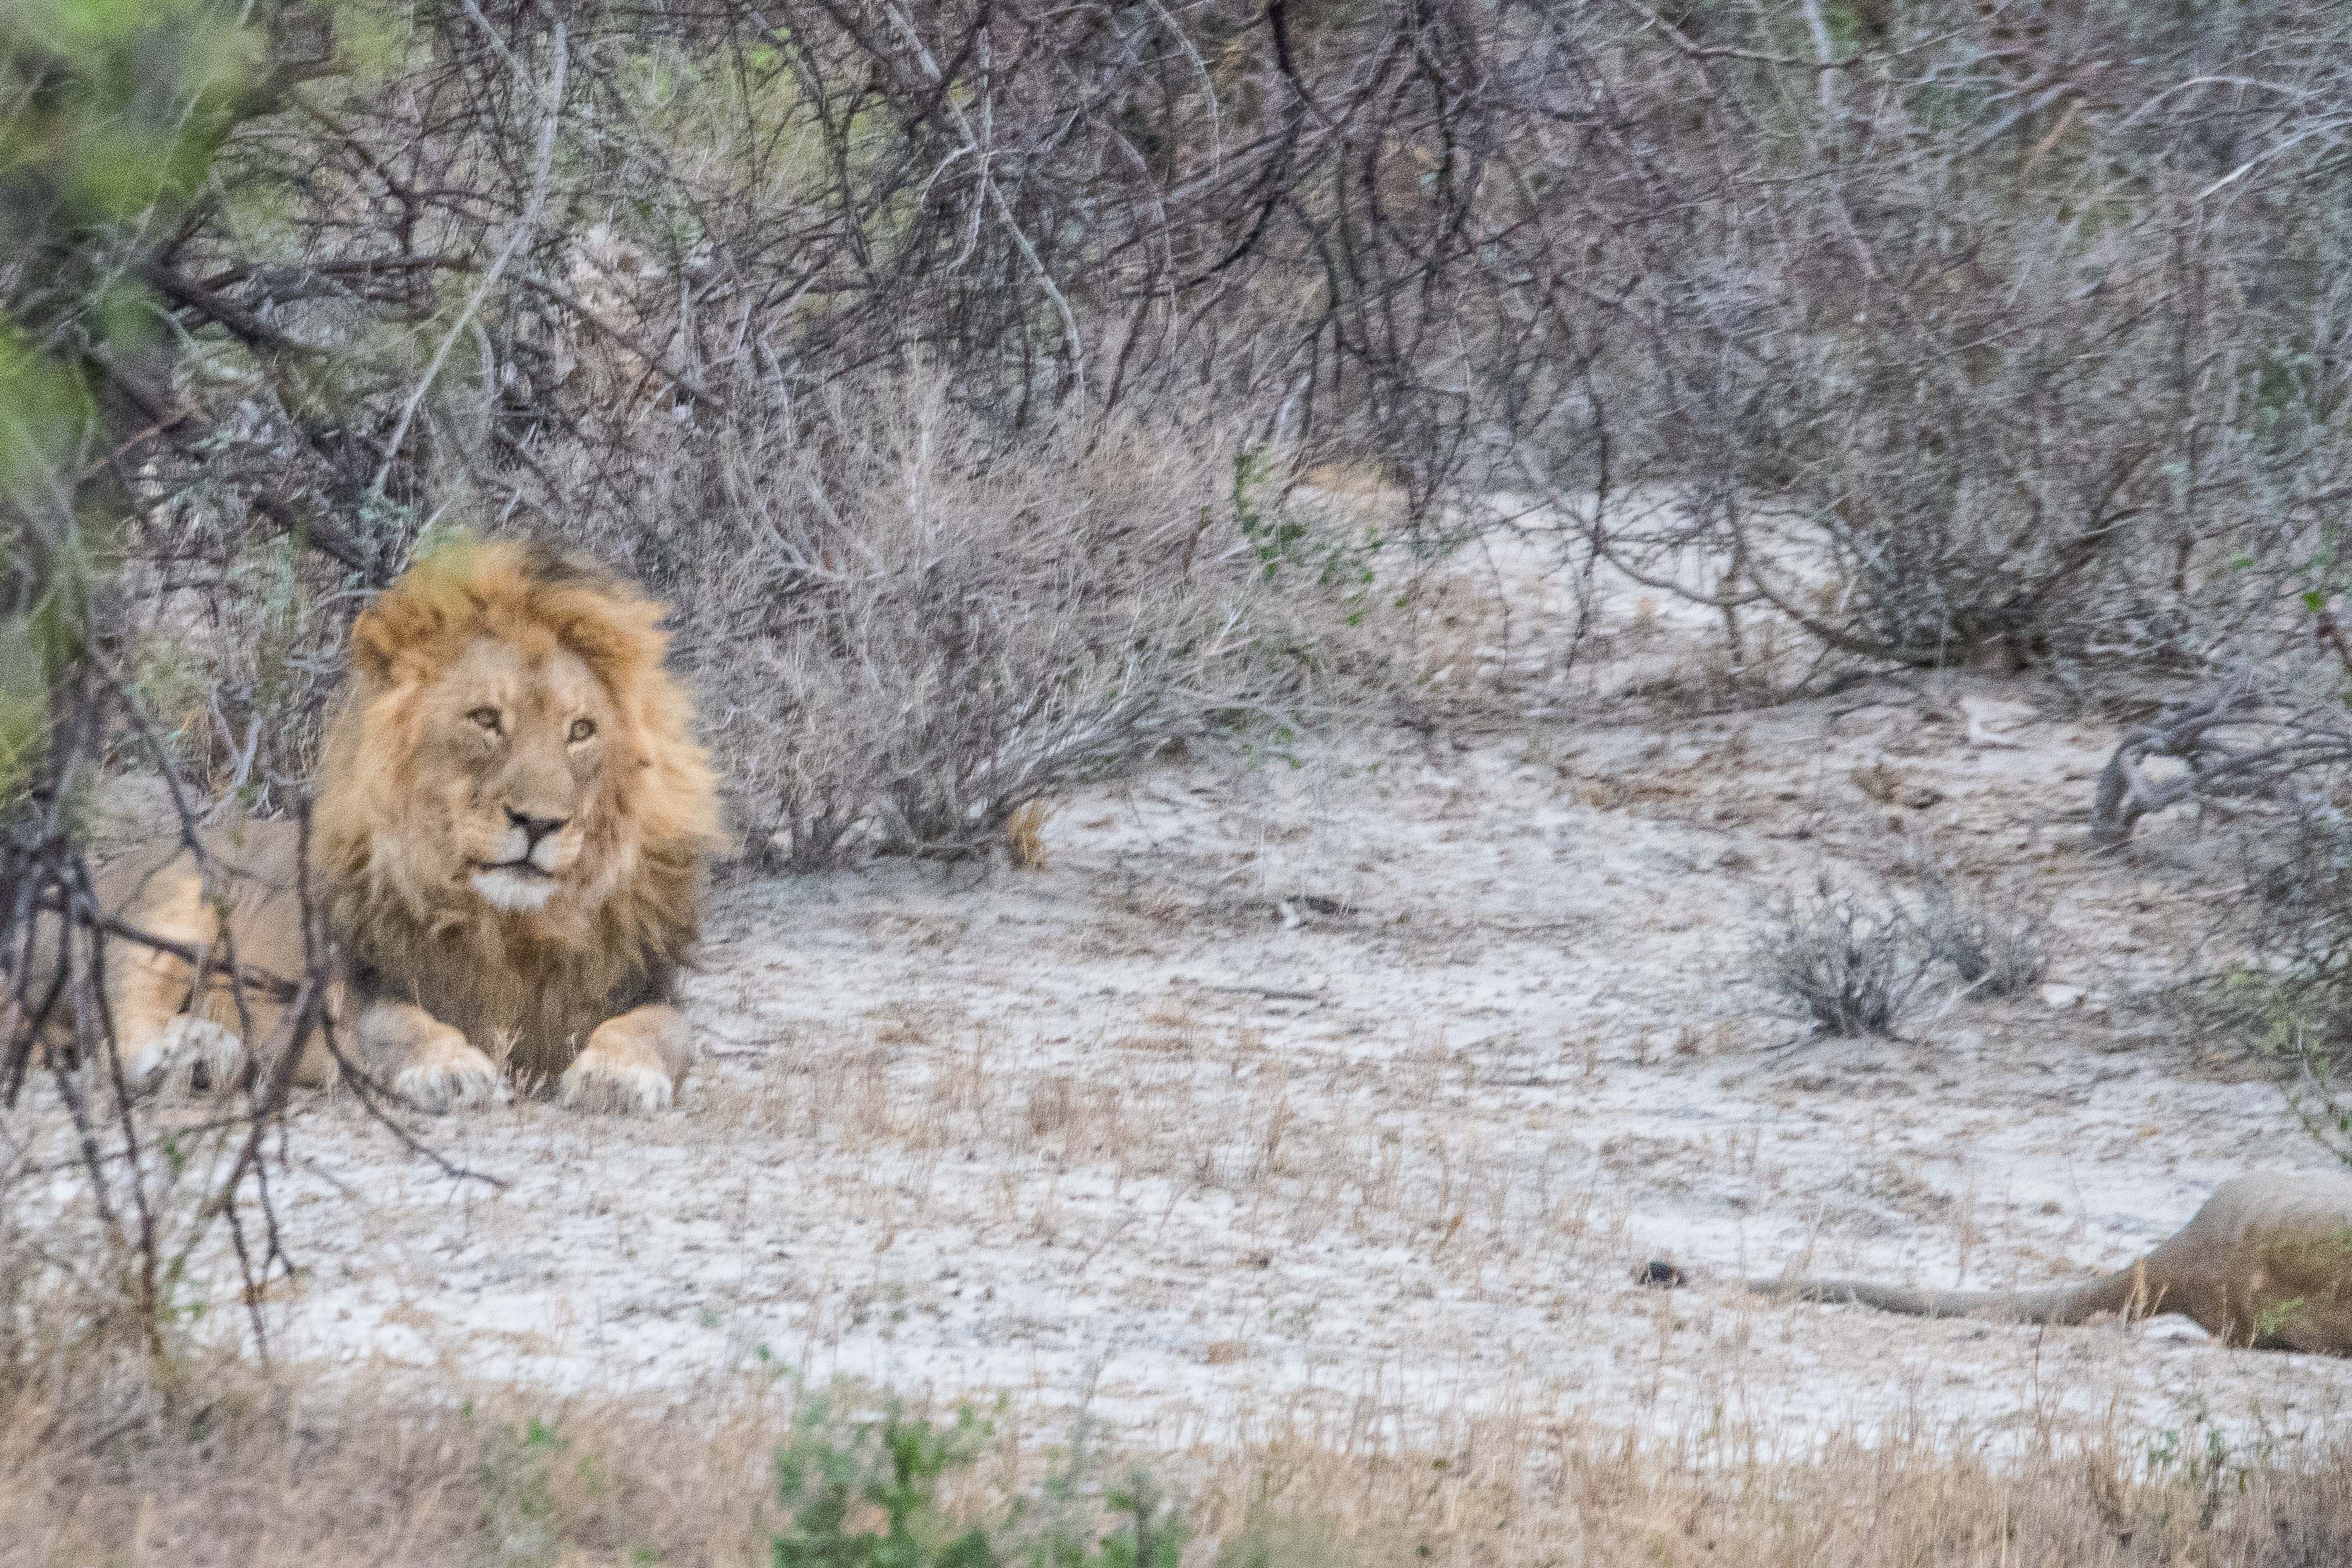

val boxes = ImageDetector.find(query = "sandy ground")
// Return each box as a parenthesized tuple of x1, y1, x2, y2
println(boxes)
(152, 534, 2345, 1469)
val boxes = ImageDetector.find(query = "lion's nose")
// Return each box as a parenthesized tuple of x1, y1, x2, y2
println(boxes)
(506, 806, 569, 845)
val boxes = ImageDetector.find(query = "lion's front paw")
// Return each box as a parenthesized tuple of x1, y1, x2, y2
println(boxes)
(558, 1049, 675, 1113)
(391, 1037, 505, 1113)
(128, 1017, 248, 1094)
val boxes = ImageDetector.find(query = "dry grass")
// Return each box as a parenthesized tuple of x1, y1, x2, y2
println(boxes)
(1189, 1418, 2352, 1568)
(1005, 802, 1052, 871)
(693, 1007, 1599, 1263)
(6, 1339, 2349, 1568)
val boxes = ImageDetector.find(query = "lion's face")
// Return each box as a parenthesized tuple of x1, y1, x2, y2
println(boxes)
(320, 541, 723, 963)
(420, 635, 623, 915)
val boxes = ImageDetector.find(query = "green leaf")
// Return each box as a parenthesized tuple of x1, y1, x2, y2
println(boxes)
(0, 614, 49, 807)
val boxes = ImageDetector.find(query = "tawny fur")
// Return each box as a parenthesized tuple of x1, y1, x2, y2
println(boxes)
(1664, 1175, 2352, 1355)
(23, 539, 726, 1110)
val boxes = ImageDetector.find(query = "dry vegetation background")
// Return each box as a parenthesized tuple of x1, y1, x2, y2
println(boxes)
(11, 0, 2352, 1561)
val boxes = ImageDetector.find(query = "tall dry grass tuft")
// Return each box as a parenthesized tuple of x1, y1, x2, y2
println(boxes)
(1189, 1417, 2352, 1568)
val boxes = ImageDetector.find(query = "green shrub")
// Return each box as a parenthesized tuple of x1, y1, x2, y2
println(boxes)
(768, 1402, 1184, 1568)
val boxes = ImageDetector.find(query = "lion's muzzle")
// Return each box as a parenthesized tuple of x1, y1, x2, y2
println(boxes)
(467, 807, 583, 912)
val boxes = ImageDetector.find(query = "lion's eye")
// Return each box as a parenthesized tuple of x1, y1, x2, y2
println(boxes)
(568, 718, 596, 743)
(469, 707, 502, 733)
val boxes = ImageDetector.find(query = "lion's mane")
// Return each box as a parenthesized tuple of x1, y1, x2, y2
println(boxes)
(313, 539, 725, 1078)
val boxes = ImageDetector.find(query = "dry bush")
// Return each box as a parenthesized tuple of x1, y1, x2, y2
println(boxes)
(1, 1, 366, 1460)
(1919, 873, 2049, 1000)
(107, 0, 1574, 600)
(1525, 6, 2352, 688)
(2089, 659, 2352, 1161)
(611, 380, 1355, 868)
(32, 0, 2352, 729)
(1753, 868, 2057, 1039)
(56, 0, 2352, 807)
(1751, 878, 1932, 1038)
(116, 534, 352, 815)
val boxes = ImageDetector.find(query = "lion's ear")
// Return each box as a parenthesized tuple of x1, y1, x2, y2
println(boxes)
(350, 585, 456, 685)
(349, 606, 402, 684)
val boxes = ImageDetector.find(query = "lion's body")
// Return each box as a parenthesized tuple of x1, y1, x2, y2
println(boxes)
(1729, 1174, 2352, 1355)
(23, 540, 725, 1110)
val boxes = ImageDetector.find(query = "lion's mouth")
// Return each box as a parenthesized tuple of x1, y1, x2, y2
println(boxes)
(469, 861, 559, 914)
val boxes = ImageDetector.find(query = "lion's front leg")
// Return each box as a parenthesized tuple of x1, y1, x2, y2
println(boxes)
(359, 1000, 503, 1112)
(106, 869, 248, 1094)
(558, 1003, 692, 1113)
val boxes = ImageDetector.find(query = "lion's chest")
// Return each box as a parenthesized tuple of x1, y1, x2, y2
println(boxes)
(347, 915, 663, 1076)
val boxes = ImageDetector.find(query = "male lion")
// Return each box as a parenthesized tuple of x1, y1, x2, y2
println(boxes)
(1643, 1173, 2352, 1356)
(40, 539, 725, 1113)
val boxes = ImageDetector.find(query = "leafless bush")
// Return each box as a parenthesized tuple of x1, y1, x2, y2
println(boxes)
(2197, 799, 2352, 1127)
(623, 381, 1343, 867)
(1505, 6, 2352, 688)
(1751, 878, 1931, 1038)
(117, 537, 353, 817)
(2276, 1039, 2352, 1174)
(2104, 647, 2352, 1165)
(0, 0, 350, 1406)
(45, 0, 2352, 763)
(1756, 868, 2045, 1036)
(1919, 875, 2048, 1000)
(133, 0, 1572, 594)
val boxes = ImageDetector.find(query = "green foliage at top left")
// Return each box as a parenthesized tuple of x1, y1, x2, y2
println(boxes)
(0, 0, 272, 804)
(2, 0, 255, 230)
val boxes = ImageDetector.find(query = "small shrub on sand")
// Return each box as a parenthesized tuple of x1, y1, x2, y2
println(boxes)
(1919, 873, 2049, 998)
(1752, 878, 1932, 1036)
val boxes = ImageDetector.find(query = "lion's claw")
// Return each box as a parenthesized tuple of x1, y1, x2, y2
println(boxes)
(128, 1017, 248, 1094)
(558, 1053, 674, 1113)
(392, 1046, 505, 1113)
